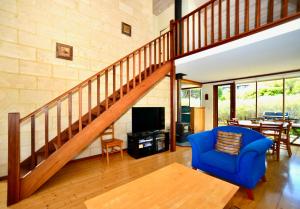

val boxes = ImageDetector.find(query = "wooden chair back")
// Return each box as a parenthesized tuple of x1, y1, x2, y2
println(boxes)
(259, 123, 283, 139)
(227, 119, 239, 126)
(100, 125, 114, 143)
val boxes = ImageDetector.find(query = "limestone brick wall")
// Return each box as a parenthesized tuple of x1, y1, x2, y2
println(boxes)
(0, 0, 171, 177)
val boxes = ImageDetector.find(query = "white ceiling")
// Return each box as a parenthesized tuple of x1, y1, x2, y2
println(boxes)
(175, 19, 300, 83)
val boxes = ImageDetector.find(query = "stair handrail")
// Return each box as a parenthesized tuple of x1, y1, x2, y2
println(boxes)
(20, 31, 171, 123)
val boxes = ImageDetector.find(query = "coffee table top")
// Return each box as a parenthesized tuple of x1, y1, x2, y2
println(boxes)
(85, 163, 238, 209)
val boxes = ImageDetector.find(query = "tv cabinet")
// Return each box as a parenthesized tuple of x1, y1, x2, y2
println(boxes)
(127, 131, 169, 159)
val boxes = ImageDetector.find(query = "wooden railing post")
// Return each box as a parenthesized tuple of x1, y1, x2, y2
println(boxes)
(7, 112, 20, 205)
(169, 20, 176, 152)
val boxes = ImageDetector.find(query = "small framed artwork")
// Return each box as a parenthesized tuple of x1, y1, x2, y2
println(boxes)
(121, 22, 131, 37)
(56, 43, 73, 61)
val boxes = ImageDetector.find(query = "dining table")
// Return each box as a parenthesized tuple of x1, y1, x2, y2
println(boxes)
(238, 120, 289, 130)
(238, 120, 300, 145)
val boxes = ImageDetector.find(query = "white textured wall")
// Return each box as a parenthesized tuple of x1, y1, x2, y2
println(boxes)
(0, 0, 167, 177)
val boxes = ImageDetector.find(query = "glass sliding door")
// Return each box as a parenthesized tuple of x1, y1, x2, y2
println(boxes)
(285, 77, 300, 122)
(236, 82, 256, 120)
(218, 85, 231, 126)
(214, 84, 235, 127)
(257, 80, 283, 120)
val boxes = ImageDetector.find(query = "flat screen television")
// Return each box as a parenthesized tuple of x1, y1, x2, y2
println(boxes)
(132, 107, 165, 133)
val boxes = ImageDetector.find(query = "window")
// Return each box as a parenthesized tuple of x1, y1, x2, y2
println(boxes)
(257, 80, 283, 119)
(190, 88, 202, 107)
(285, 77, 300, 122)
(181, 89, 190, 106)
(181, 88, 202, 107)
(236, 83, 256, 120)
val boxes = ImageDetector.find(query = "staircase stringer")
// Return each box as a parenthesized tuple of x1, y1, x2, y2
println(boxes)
(19, 61, 172, 200)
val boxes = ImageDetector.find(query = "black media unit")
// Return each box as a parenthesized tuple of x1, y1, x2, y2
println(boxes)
(127, 131, 169, 159)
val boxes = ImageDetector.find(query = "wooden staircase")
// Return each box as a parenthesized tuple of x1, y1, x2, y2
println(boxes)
(7, 0, 300, 206)
(7, 31, 175, 205)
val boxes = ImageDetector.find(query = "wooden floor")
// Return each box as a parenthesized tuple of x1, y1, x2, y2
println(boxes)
(1, 146, 300, 209)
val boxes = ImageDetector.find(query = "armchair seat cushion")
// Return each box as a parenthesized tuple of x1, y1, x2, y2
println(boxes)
(199, 150, 237, 174)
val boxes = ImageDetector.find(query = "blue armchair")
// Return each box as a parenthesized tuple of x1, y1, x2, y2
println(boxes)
(188, 126, 273, 199)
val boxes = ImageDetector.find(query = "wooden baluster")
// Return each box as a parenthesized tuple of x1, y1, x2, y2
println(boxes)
(79, 87, 82, 131)
(192, 14, 195, 50)
(159, 37, 161, 67)
(187, 16, 190, 52)
(133, 53, 136, 88)
(105, 69, 108, 110)
(255, 0, 261, 28)
(198, 10, 201, 48)
(138, 50, 142, 83)
(281, 0, 288, 18)
(268, 0, 274, 23)
(113, 65, 116, 103)
(218, 0, 222, 41)
(44, 108, 49, 158)
(163, 34, 166, 64)
(149, 43, 152, 75)
(204, 7, 208, 46)
(181, 19, 184, 54)
(167, 32, 170, 60)
(88, 80, 92, 123)
(211, 2, 215, 44)
(7, 113, 20, 205)
(226, 0, 230, 38)
(126, 57, 129, 93)
(245, 0, 249, 32)
(57, 100, 61, 148)
(120, 61, 123, 98)
(68, 93, 72, 139)
(144, 47, 147, 78)
(31, 115, 36, 168)
(235, 0, 240, 35)
(97, 75, 100, 115)
(154, 40, 157, 70)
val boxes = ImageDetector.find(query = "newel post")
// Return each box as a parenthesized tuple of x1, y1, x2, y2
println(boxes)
(7, 112, 21, 205)
(169, 20, 176, 152)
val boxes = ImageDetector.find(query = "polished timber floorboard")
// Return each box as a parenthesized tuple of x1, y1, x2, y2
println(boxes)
(1, 146, 300, 209)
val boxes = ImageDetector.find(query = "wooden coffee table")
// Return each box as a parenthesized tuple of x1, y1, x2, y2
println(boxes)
(85, 163, 238, 209)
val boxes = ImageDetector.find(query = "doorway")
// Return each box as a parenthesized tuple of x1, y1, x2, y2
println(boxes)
(213, 83, 236, 127)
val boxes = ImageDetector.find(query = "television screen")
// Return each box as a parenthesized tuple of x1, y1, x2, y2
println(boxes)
(132, 107, 165, 133)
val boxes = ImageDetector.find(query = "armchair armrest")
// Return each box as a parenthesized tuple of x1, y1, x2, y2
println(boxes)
(237, 137, 273, 171)
(236, 138, 273, 188)
(239, 137, 273, 157)
(187, 131, 215, 154)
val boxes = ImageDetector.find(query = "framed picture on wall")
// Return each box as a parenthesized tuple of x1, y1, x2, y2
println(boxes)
(121, 22, 131, 37)
(56, 43, 73, 61)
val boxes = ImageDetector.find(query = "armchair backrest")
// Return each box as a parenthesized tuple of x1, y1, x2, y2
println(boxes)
(212, 126, 265, 149)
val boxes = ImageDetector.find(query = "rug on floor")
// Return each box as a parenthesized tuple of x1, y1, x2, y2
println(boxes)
(176, 140, 191, 147)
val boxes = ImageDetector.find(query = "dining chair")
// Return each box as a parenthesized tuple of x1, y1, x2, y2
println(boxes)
(259, 123, 283, 161)
(269, 119, 293, 157)
(280, 121, 292, 158)
(100, 124, 124, 165)
(227, 119, 239, 126)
